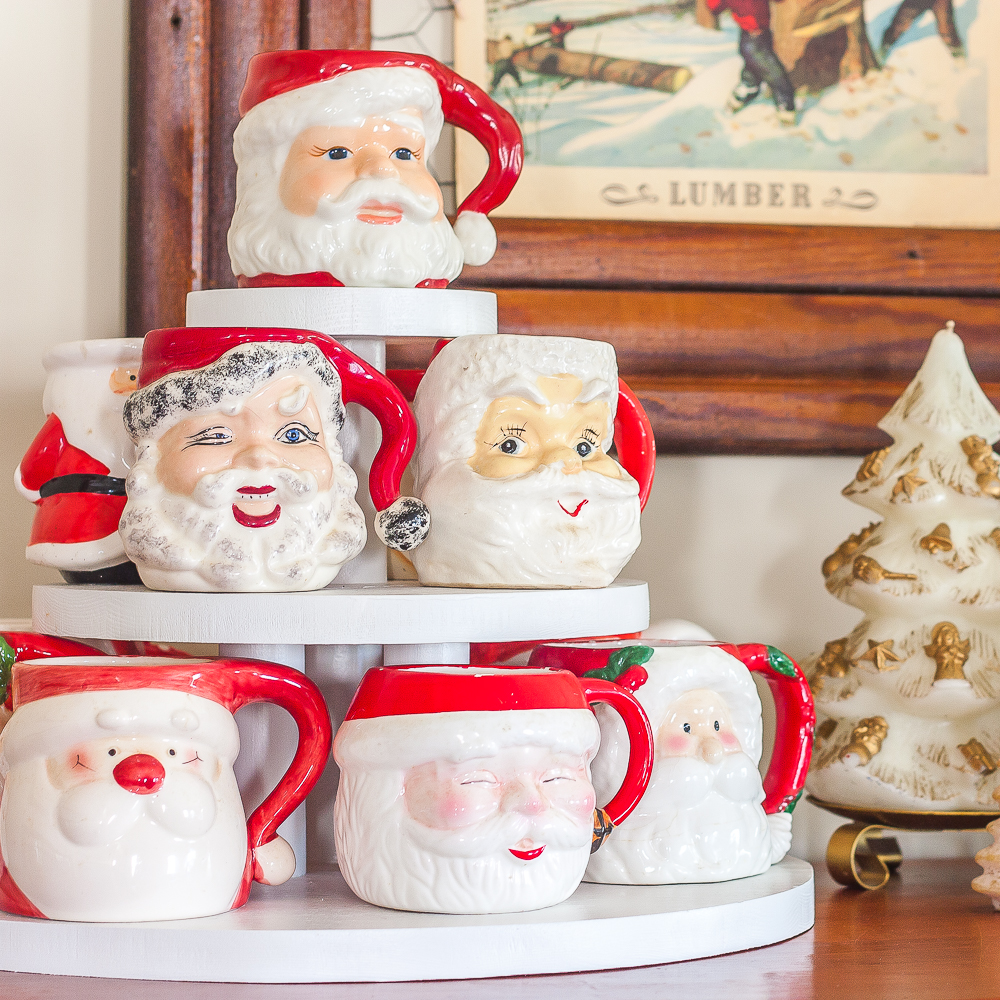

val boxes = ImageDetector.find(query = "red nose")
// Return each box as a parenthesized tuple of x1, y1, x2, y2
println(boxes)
(113, 753, 166, 795)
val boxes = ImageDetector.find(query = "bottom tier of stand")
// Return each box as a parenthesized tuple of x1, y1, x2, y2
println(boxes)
(0, 858, 814, 983)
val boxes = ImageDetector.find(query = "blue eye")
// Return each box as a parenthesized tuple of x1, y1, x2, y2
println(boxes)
(325, 147, 351, 160)
(275, 422, 319, 445)
(391, 148, 415, 161)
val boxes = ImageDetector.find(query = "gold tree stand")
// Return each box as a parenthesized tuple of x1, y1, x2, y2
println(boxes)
(808, 795, 1000, 890)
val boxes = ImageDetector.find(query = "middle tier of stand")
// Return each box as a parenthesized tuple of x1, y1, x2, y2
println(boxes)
(32, 580, 650, 646)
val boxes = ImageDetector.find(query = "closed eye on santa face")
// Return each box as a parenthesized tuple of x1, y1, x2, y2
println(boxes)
(183, 425, 232, 449)
(274, 421, 319, 444)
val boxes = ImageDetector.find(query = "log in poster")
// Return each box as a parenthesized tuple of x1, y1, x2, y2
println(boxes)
(454, 0, 997, 227)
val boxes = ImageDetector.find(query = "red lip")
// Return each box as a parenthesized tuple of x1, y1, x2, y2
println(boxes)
(232, 504, 281, 528)
(558, 499, 589, 518)
(509, 846, 545, 861)
(357, 200, 403, 225)
(237, 485, 275, 495)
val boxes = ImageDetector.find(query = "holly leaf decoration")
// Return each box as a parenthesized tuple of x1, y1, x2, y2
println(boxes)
(584, 645, 654, 683)
(767, 646, 798, 678)
(0, 636, 14, 706)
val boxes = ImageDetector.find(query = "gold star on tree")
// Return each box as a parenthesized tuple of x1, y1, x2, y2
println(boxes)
(891, 470, 927, 501)
(855, 638, 904, 672)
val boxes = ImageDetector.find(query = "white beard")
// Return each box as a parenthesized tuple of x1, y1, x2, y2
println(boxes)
(0, 760, 249, 921)
(120, 449, 366, 592)
(228, 176, 465, 287)
(586, 752, 778, 884)
(410, 460, 642, 588)
(334, 769, 593, 914)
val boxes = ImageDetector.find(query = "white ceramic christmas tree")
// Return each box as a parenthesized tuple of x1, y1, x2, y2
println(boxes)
(807, 322, 1000, 812)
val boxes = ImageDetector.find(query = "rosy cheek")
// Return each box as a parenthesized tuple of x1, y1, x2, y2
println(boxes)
(662, 735, 694, 756)
(720, 733, 741, 751)
(406, 785, 499, 830)
(545, 780, 595, 820)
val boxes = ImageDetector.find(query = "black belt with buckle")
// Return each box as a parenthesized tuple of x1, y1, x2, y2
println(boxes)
(38, 474, 127, 498)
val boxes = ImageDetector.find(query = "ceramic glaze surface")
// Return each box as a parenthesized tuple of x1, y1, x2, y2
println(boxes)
(228, 51, 522, 288)
(409, 335, 653, 589)
(0, 650, 331, 922)
(16, 338, 144, 581)
(332, 665, 653, 913)
(120, 328, 427, 592)
(530, 641, 814, 884)
(805, 326, 1000, 812)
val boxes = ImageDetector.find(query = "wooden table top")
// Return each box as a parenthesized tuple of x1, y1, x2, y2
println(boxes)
(2, 858, 997, 1000)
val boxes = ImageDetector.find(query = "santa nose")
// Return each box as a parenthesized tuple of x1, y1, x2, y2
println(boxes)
(113, 753, 166, 795)
(699, 737, 725, 765)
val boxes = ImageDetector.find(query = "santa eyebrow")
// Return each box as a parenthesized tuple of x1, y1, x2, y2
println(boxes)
(500, 425, 527, 438)
(183, 426, 232, 449)
(310, 144, 351, 156)
(581, 427, 599, 444)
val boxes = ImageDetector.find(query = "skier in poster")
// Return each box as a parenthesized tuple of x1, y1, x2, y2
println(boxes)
(706, 0, 797, 125)
(491, 35, 523, 91)
(880, 0, 964, 60)
(547, 15, 573, 49)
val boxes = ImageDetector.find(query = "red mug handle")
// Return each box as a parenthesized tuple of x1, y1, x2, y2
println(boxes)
(0, 632, 100, 710)
(579, 677, 654, 852)
(225, 662, 332, 879)
(615, 379, 655, 511)
(734, 644, 816, 815)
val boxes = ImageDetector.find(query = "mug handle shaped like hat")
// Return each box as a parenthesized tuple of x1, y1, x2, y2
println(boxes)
(0, 632, 99, 710)
(734, 644, 816, 815)
(385, 363, 655, 511)
(224, 661, 333, 901)
(579, 677, 654, 853)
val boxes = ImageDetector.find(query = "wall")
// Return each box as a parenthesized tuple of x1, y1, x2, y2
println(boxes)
(0, 0, 128, 617)
(0, 1, 986, 863)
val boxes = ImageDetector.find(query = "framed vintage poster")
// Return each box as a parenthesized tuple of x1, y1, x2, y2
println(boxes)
(455, 0, 998, 227)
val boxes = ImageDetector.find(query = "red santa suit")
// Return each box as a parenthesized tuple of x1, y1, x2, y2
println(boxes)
(16, 339, 142, 583)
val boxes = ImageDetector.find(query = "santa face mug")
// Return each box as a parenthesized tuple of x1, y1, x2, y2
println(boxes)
(529, 640, 816, 884)
(405, 334, 656, 589)
(333, 665, 654, 914)
(16, 338, 144, 584)
(228, 50, 522, 288)
(0, 639, 331, 922)
(119, 326, 429, 592)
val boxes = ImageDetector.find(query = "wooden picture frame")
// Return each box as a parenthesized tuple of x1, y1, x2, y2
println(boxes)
(125, 0, 1000, 456)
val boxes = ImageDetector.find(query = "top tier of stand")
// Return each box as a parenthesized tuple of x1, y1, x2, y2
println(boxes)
(186, 286, 497, 340)
(32, 581, 650, 646)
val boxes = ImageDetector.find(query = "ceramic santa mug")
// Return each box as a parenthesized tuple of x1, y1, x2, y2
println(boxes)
(16, 338, 144, 584)
(333, 665, 654, 914)
(229, 49, 522, 289)
(0, 635, 331, 922)
(120, 326, 429, 592)
(529, 640, 815, 884)
(400, 334, 655, 589)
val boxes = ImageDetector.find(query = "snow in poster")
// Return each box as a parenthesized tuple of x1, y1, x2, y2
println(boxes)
(454, 0, 997, 227)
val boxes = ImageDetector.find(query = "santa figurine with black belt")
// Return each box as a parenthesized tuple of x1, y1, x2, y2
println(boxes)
(16, 339, 144, 584)
(227, 50, 523, 289)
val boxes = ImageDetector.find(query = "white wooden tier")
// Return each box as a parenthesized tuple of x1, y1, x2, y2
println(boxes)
(0, 859, 814, 983)
(32, 580, 650, 646)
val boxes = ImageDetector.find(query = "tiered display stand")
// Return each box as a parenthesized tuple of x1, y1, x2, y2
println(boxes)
(4, 578, 815, 982)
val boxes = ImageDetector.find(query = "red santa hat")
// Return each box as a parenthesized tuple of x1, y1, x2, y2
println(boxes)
(237, 50, 524, 266)
(123, 327, 429, 552)
(334, 665, 601, 770)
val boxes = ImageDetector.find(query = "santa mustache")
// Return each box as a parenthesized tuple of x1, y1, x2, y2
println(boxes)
(314, 177, 440, 226)
(403, 804, 592, 860)
(473, 460, 640, 506)
(637, 751, 763, 817)
(55, 770, 217, 847)
(191, 466, 320, 510)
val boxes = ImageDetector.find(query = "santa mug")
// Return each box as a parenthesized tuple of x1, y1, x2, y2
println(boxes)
(333, 665, 654, 914)
(404, 334, 655, 589)
(529, 640, 815, 884)
(119, 326, 429, 592)
(0, 637, 331, 922)
(229, 50, 522, 289)
(16, 338, 144, 584)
